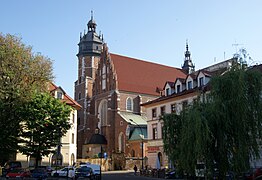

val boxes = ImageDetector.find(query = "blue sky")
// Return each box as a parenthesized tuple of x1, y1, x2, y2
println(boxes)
(1, 0, 262, 97)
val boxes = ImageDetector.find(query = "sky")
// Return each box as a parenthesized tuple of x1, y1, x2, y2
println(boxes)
(1, 0, 262, 97)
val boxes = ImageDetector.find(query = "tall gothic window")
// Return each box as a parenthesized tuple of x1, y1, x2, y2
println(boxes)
(118, 132, 125, 152)
(126, 97, 133, 111)
(98, 100, 108, 126)
(102, 65, 106, 90)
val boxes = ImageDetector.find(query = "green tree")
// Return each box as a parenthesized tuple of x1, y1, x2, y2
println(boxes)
(0, 33, 53, 164)
(19, 92, 72, 167)
(210, 66, 262, 176)
(163, 65, 262, 178)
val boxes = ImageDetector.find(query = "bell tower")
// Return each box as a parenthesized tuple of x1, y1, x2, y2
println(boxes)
(75, 11, 103, 158)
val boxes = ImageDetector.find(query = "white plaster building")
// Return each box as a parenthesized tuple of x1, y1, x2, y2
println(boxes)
(142, 45, 236, 169)
(16, 83, 81, 167)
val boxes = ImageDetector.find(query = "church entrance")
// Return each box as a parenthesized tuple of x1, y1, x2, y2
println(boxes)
(112, 152, 126, 170)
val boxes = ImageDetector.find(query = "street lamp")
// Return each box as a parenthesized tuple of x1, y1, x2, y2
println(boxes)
(129, 119, 144, 170)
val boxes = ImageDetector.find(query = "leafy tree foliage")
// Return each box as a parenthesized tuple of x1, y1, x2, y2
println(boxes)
(163, 65, 262, 178)
(0, 33, 53, 164)
(19, 92, 72, 167)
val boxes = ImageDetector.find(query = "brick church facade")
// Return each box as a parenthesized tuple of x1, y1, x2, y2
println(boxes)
(74, 15, 186, 169)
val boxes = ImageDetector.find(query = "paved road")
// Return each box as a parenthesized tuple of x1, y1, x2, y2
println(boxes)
(101, 170, 166, 180)
(0, 170, 167, 180)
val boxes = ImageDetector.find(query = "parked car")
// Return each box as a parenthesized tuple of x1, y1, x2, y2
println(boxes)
(165, 169, 184, 179)
(2, 161, 22, 177)
(31, 168, 48, 179)
(195, 162, 205, 179)
(75, 166, 94, 179)
(51, 166, 75, 177)
(37, 165, 53, 175)
(6, 168, 31, 179)
(80, 163, 101, 178)
(242, 167, 262, 180)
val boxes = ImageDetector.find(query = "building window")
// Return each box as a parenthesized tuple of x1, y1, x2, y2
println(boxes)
(158, 152, 163, 166)
(72, 133, 74, 144)
(182, 101, 188, 110)
(171, 104, 176, 113)
(72, 113, 75, 123)
(118, 132, 125, 153)
(160, 106, 165, 116)
(126, 97, 133, 111)
(77, 117, 80, 125)
(99, 100, 108, 126)
(131, 149, 135, 157)
(152, 124, 158, 140)
(161, 123, 164, 139)
(166, 88, 170, 96)
(199, 77, 204, 86)
(152, 108, 157, 118)
(51, 154, 63, 166)
(102, 65, 106, 90)
(78, 93, 81, 100)
(70, 154, 75, 166)
(177, 85, 181, 93)
(188, 81, 192, 89)
(57, 92, 63, 99)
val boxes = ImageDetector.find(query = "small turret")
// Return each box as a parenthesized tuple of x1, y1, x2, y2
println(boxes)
(182, 40, 195, 74)
(87, 11, 97, 32)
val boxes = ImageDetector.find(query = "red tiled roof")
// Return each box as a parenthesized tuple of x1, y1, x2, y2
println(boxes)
(48, 82, 82, 110)
(110, 54, 187, 96)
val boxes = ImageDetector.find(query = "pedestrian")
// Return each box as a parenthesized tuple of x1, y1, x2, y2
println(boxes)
(134, 165, 138, 176)
(68, 167, 75, 180)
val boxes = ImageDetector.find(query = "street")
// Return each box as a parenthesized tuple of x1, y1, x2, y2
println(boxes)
(101, 170, 166, 180)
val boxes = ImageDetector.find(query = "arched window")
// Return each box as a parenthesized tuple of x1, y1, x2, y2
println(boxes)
(98, 99, 108, 127)
(70, 153, 75, 165)
(51, 153, 63, 166)
(118, 132, 125, 152)
(158, 152, 163, 166)
(126, 97, 133, 111)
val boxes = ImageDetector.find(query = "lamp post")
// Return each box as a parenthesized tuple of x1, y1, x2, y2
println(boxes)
(129, 119, 144, 170)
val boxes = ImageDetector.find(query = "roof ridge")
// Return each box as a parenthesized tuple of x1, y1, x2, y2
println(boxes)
(110, 53, 183, 71)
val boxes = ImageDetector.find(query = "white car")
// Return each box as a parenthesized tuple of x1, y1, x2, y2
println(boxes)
(51, 167, 75, 177)
(80, 163, 101, 177)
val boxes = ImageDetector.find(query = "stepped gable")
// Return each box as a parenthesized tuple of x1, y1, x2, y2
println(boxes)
(110, 53, 187, 96)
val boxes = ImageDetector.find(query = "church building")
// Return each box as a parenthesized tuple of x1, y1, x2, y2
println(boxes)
(74, 14, 187, 169)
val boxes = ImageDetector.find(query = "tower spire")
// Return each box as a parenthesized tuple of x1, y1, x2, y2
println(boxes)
(182, 40, 195, 74)
(87, 11, 97, 32)
(186, 39, 189, 51)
